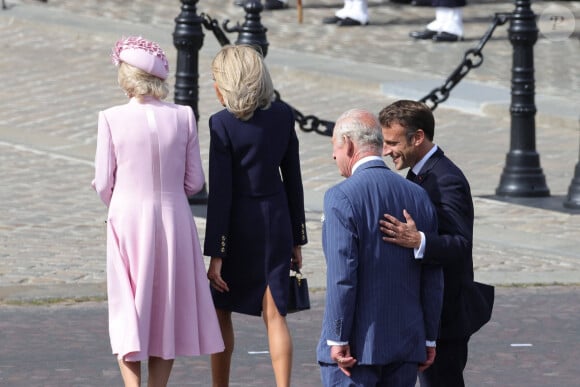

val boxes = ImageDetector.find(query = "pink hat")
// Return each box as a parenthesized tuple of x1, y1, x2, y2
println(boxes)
(111, 36, 169, 80)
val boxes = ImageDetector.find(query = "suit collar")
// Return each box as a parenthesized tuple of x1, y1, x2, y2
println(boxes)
(413, 147, 444, 183)
(411, 145, 438, 174)
(353, 157, 387, 175)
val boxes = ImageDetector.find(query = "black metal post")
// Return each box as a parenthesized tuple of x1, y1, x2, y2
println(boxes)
(564, 125, 580, 209)
(173, 0, 207, 204)
(173, 0, 204, 121)
(496, 0, 550, 197)
(224, 0, 269, 57)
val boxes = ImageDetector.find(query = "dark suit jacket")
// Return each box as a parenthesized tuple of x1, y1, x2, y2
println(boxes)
(413, 147, 493, 339)
(317, 159, 443, 366)
(203, 100, 307, 316)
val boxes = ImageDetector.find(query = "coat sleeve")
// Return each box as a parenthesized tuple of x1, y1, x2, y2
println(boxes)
(183, 106, 205, 197)
(423, 172, 473, 265)
(421, 264, 444, 340)
(280, 105, 308, 246)
(321, 187, 358, 343)
(92, 111, 116, 207)
(419, 200, 444, 341)
(203, 115, 233, 258)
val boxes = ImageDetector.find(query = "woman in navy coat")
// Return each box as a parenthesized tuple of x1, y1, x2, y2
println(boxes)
(203, 45, 308, 387)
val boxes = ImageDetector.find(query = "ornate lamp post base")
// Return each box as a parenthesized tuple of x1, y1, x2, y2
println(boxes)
(496, 152, 550, 197)
(563, 164, 580, 209)
(495, 0, 549, 197)
(564, 132, 580, 209)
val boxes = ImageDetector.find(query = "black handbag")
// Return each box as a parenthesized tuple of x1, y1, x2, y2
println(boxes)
(465, 281, 495, 335)
(287, 264, 310, 313)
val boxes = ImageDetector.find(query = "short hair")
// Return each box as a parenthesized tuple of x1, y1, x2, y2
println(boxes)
(117, 62, 169, 100)
(334, 108, 383, 154)
(378, 100, 435, 142)
(211, 44, 275, 121)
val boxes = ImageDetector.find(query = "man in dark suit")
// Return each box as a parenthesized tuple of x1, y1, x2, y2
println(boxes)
(378, 100, 494, 386)
(317, 108, 444, 386)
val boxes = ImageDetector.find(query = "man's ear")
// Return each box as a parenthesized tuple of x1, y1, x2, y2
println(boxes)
(346, 137, 355, 157)
(414, 129, 426, 146)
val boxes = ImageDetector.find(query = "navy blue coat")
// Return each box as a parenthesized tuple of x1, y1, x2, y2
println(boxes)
(317, 159, 443, 366)
(413, 148, 493, 339)
(203, 101, 307, 316)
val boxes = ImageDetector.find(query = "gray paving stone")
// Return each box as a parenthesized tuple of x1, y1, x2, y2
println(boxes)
(0, 1, 579, 385)
(0, 0, 579, 300)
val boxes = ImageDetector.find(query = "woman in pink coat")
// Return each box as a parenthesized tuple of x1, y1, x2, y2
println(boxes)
(92, 36, 224, 387)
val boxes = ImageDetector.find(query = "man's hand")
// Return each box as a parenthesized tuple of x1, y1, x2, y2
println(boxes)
(330, 344, 357, 376)
(379, 209, 421, 249)
(419, 346, 436, 372)
(207, 257, 229, 292)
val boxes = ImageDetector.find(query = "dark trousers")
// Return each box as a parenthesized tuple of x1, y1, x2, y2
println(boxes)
(320, 361, 417, 386)
(418, 337, 469, 387)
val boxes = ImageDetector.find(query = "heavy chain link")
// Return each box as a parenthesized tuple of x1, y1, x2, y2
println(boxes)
(202, 12, 512, 131)
(201, 13, 232, 46)
(276, 92, 335, 136)
(420, 13, 511, 110)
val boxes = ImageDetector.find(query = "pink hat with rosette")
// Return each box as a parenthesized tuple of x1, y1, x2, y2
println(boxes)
(111, 36, 170, 80)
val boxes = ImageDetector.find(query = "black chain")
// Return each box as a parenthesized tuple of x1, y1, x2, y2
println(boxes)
(420, 13, 511, 111)
(274, 91, 335, 137)
(200, 13, 232, 46)
(202, 11, 513, 131)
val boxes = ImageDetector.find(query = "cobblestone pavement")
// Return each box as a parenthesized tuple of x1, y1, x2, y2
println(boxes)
(1, 0, 578, 298)
(0, 1, 579, 385)
(10, 0, 580, 105)
(1, 287, 580, 386)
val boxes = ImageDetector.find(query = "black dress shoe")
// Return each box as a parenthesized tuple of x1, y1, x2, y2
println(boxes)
(322, 16, 343, 24)
(337, 17, 368, 27)
(433, 31, 463, 42)
(409, 29, 437, 39)
(411, 0, 432, 6)
(264, 0, 288, 10)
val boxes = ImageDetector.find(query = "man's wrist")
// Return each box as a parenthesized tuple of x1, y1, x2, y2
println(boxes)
(414, 231, 426, 259)
(327, 339, 348, 346)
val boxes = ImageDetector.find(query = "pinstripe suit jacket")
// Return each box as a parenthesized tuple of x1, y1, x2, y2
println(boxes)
(316, 159, 444, 366)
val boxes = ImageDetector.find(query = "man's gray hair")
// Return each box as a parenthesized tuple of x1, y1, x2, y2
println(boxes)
(333, 108, 383, 154)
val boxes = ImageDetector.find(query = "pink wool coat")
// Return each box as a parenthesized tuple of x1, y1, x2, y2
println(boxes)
(92, 96, 224, 361)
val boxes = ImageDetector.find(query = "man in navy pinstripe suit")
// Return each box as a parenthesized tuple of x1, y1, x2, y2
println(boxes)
(316, 108, 444, 386)
(378, 100, 494, 387)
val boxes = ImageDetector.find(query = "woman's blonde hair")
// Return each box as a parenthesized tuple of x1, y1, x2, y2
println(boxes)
(118, 62, 169, 100)
(211, 45, 274, 121)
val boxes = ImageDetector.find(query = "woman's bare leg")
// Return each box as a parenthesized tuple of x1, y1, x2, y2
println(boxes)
(148, 356, 174, 387)
(262, 286, 292, 387)
(211, 308, 234, 387)
(118, 358, 141, 387)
